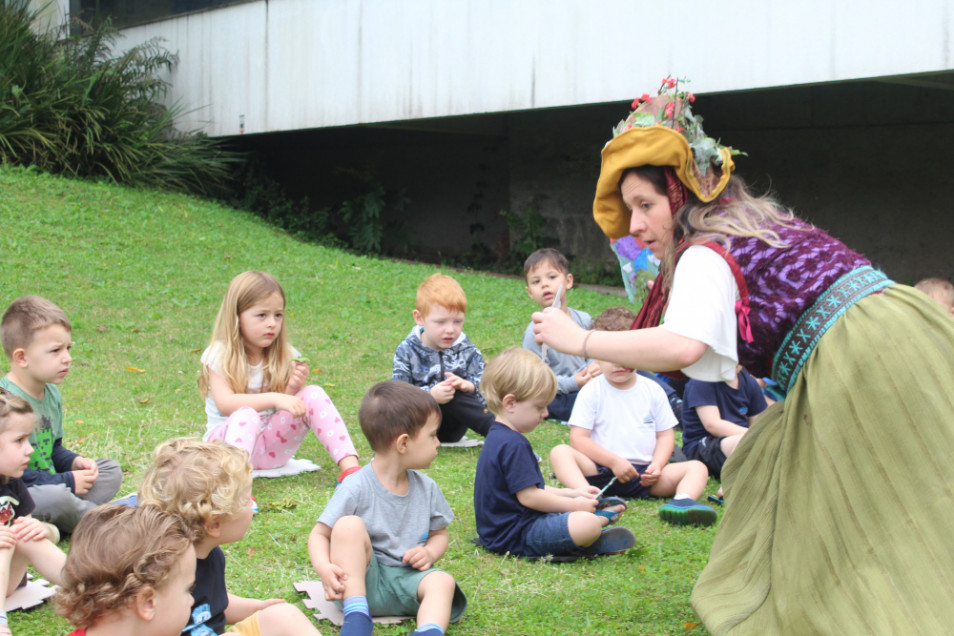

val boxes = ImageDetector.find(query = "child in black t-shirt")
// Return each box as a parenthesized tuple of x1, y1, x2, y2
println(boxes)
(0, 389, 66, 636)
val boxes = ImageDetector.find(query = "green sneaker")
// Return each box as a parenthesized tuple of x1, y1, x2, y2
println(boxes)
(658, 498, 717, 526)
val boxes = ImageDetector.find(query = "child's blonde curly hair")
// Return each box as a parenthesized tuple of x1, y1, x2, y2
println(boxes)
(55, 504, 193, 629)
(481, 347, 557, 414)
(138, 437, 252, 542)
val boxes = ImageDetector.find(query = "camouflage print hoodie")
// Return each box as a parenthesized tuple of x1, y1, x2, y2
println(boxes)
(392, 326, 487, 400)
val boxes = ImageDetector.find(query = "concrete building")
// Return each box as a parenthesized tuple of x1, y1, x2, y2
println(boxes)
(45, 0, 954, 283)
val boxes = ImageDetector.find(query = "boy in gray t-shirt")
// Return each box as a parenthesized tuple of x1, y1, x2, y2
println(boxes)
(521, 248, 600, 421)
(308, 382, 467, 636)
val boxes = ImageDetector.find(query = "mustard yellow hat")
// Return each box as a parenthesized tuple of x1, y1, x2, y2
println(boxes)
(593, 79, 738, 239)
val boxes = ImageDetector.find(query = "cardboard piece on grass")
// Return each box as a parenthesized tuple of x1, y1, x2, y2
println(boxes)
(294, 581, 410, 626)
(5, 576, 56, 611)
(252, 457, 320, 479)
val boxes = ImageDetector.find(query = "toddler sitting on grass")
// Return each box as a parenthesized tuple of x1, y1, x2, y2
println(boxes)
(309, 381, 467, 636)
(474, 348, 635, 559)
(550, 307, 717, 526)
(138, 438, 323, 635)
(392, 273, 495, 444)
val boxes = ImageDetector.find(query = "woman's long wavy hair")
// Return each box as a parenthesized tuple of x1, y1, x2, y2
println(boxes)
(623, 166, 807, 288)
(198, 271, 293, 398)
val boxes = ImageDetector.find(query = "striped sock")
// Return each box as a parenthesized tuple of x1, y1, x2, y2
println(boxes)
(341, 596, 372, 636)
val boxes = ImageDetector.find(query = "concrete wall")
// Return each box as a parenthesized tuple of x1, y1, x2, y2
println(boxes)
(34, 0, 954, 284)
(234, 77, 954, 285)
(53, 0, 954, 137)
(505, 79, 954, 284)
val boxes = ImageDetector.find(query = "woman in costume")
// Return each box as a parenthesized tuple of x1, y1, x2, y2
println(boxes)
(532, 78, 954, 634)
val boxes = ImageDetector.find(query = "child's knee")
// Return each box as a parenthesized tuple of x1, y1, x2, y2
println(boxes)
(91, 459, 124, 497)
(228, 406, 261, 425)
(30, 484, 75, 509)
(299, 384, 330, 403)
(418, 569, 456, 599)
(258, 601, 313, 631)
(687, 459, 710, 478)
(331, 515, 368, 541)
(549, 443, 573, 462)
(567, 511, 603, 545)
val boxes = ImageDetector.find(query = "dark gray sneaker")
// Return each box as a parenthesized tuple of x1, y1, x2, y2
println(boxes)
(582, 526, 636, 557)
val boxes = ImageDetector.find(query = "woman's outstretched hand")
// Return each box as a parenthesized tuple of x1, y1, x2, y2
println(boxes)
(532, 307, 587, 356)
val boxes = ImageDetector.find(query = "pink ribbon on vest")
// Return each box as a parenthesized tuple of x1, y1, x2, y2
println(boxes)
(735, 299, 754, 343)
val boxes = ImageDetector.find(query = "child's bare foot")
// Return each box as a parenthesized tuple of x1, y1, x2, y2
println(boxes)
(594, 497, 627, 526)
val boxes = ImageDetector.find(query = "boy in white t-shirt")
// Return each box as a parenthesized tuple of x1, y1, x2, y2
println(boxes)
(549, 307, 717, 526)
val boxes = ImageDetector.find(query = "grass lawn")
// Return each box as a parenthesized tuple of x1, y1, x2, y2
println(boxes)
(0, 166, 715, 635)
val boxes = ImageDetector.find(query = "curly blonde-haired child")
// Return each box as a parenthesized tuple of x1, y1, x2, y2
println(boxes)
(138, 438, 322, 636)
(199, 271, 360, 483)
(56, 504, 195, 636)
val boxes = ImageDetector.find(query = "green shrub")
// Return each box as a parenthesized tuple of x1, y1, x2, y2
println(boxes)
(228, 161, 415, 257)
(0, 0, 238, 195)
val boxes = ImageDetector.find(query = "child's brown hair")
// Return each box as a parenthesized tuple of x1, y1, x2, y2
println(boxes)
(359, 381, 441, 452)
(592, 306, 638, 332)
(137, 438, 252, 542)
(0, 388, 33, 436)
(0, 389, 35, 484)
(55, 504, 193, 629)
(1, 295, 71, 358)
(415, 273, 467, 317)
(523, 248, 570, 277)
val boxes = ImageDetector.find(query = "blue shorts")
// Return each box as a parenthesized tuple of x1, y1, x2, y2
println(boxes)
(524, 512, 580, 557)
(585, 464, 653, 499)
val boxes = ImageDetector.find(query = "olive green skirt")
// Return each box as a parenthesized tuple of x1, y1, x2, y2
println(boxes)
(692, 284, 954, 634)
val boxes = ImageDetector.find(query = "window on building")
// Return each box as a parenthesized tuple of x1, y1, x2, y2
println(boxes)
(70, 0, 255, 29)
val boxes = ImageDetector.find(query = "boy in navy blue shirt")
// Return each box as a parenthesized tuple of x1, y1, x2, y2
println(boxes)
(681, 365, 768, 480)
(474, 348, 634, 559)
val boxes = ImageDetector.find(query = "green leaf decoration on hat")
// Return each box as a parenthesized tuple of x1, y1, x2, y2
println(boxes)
(613, 77, 743, 180)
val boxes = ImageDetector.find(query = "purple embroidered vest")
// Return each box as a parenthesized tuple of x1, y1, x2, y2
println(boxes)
(728, 218, 870, 378)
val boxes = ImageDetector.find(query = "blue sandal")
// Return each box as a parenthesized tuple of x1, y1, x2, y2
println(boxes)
(593, 508, 621, 525)
(597, 496, 627, 510)
(594, 496, 627, 525)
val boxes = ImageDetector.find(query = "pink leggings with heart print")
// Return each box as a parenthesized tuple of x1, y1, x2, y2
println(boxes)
(204, 384, 358, 470)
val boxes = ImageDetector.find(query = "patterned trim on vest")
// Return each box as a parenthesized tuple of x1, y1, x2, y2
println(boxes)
(772, 266, 893, 396)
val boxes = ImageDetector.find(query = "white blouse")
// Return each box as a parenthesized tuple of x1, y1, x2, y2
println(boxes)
(659, 245, 740, 382)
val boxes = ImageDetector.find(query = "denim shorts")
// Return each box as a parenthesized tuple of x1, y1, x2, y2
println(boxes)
(524, 512, 580, 557)
(585, 464, 652, 499)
